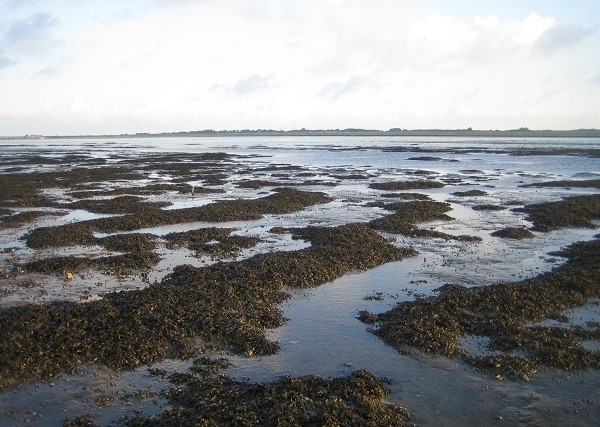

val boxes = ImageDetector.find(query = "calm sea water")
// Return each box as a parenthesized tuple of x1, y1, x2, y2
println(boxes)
(2, 135, 599, 180)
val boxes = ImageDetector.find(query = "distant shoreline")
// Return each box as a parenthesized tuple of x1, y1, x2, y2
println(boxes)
(2, 128, 600, 140)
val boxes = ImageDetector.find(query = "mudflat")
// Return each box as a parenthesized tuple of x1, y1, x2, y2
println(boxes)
(1, 136, 599, 425)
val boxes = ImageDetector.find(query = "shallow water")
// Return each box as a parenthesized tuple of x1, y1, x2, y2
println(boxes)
(0, 136, 599, 425)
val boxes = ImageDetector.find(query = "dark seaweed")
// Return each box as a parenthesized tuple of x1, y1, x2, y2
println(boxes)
(64, 196, 170, 214)
(364, 238, 600, 380)
(521, 179, 600, 189)
(369, 180, 444, 191)
(472, 204, 506, 211)
(492, 228, 535, 239)
(451, 190, 488, 197)
(127, 370, 410, 426)
(25, 188, 332, 249)
(0, 223, 416, 389)
(516, 194, 600, 231)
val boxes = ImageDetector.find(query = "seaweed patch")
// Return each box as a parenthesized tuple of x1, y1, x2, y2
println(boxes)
(369, 180, 444, 191)
(362, 238, 600, 380)
(25, 188, 332, 249)
(0, 223, 416, 389)
(516, 195, 600, 231)
(491, 227, 535, 239)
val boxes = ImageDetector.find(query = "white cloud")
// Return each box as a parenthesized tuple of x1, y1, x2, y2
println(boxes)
(0, 12, 59, 64)
(407, 12, 555, 64)
(231, 74, 274, 94)
(319, 76, 363, 100)
(0, 53, 11, 68)
(537, 23, 597, 52)
(0, 0, 599, 134)
(4, 12, 55, 46)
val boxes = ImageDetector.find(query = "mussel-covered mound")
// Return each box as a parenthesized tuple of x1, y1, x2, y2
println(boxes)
(127, 369, 410, 426)
(23, 233, 160, 276)
(69, 183, 223, 199)
(472, 204, 506, 211)
(236, 179, 284, 189)
(63, 414, 96, 427)
(0, 210, 63, 229)
(164, 228, 232, 249)
(380, 192, 432, 200)
(99, 233, 158, 253)
(369, 200, 480, 241)
(25, 188, 332, 249)
(521, 179, 600, 189)
(0, 167, 144, 208)
(516, 194, 600, 231)
(491, 227, 535, 239)
(450, 190, 488, 197)
(0, 224, 416, 389)
(369, 200, 452, 233)
(64, 196, 170, 214)
(23, 252, 160, 276)
(369, 180, 445, 190)
(362, 238, 600, 381)
(164, 228, 259, 258)
(1, 153, 241, 212)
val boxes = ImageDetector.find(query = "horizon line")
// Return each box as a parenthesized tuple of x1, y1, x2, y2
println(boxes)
(3, 127, 600, 139)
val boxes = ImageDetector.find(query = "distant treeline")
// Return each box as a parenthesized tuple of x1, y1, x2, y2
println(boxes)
(5, 127, 600, 139)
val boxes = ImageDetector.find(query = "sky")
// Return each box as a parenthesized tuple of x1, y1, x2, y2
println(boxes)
(0, 0, 599, 135)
